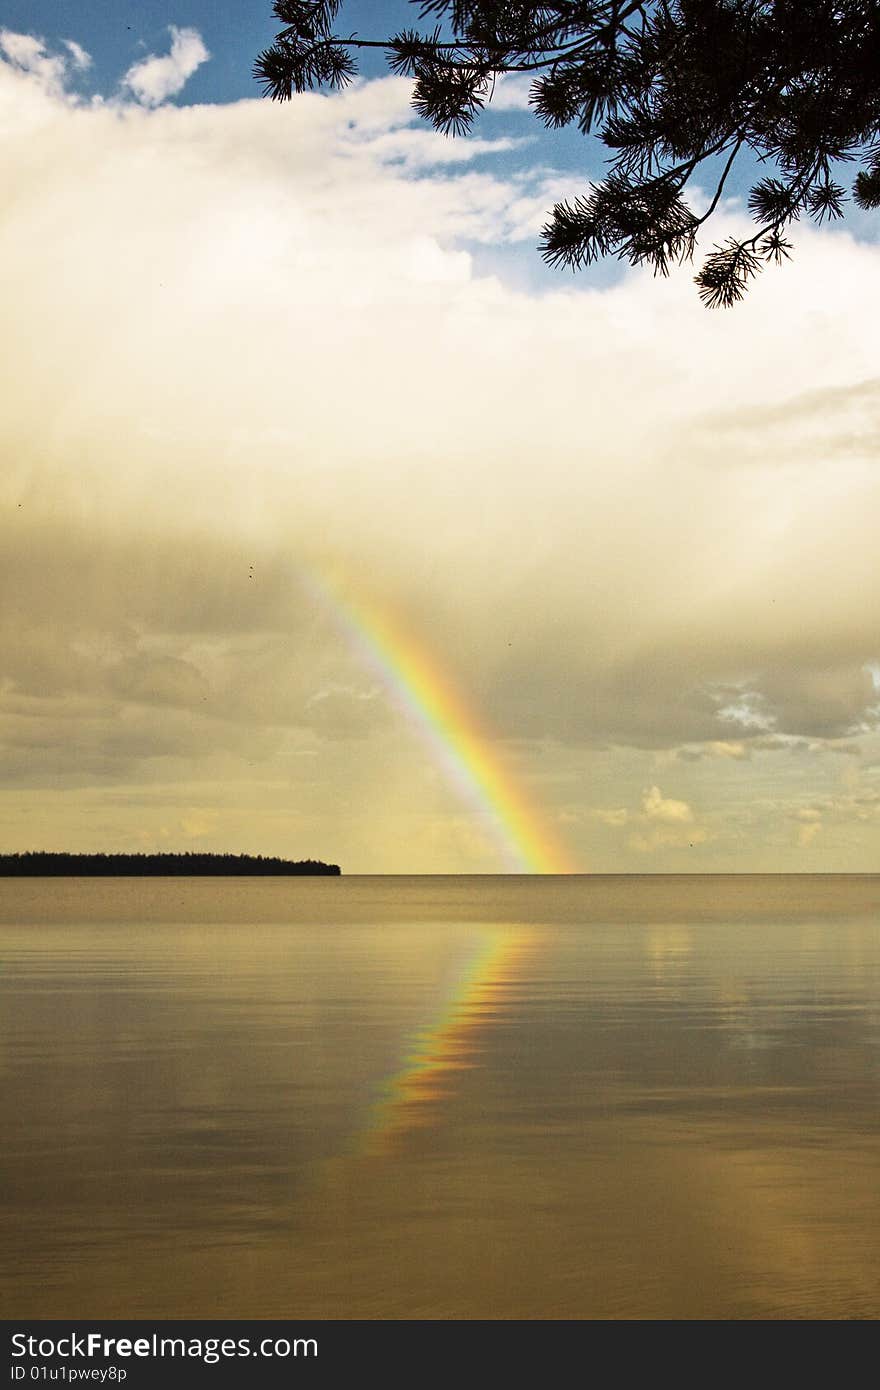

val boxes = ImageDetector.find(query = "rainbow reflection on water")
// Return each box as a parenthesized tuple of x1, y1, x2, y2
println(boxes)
(359, 927, 539, 1155)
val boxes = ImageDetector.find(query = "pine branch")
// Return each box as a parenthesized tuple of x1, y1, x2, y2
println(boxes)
(256, 0, 880, 305)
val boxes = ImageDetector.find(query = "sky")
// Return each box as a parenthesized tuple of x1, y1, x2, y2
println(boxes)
(1, 3, 879, 873)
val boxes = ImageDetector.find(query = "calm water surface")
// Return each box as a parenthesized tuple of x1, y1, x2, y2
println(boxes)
(2, 874, 879, 1319)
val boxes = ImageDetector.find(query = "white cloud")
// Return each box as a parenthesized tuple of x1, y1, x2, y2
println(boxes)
(627, 787, 709, 853)
(1, 31, 47, 66)
(122, 26, 209, 108)
(642, 786, 694, 825)
(486, 74, 533, 111)
(0, 30, 68, 93)
(63, 39, 91, 72)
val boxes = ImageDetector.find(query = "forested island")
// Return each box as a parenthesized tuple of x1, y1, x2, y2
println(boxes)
(0, 852, 341, 877)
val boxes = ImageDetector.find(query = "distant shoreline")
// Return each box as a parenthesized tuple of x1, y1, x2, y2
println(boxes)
(0, 853, 341, 877)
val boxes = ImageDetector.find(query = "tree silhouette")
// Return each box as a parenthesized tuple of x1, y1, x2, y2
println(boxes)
(0, 852, 341, 876)
(256, 2, 880, 305)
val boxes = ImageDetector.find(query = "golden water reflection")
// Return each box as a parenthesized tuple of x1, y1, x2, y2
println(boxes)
(2, 874, 879, 1319)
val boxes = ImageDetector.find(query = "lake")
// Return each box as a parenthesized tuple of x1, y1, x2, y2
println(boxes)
(2, 874, 878, 1319)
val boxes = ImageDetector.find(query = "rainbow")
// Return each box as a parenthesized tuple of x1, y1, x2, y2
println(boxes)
(360, 926, 539, 1155)
(307, 570, 577, 874)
